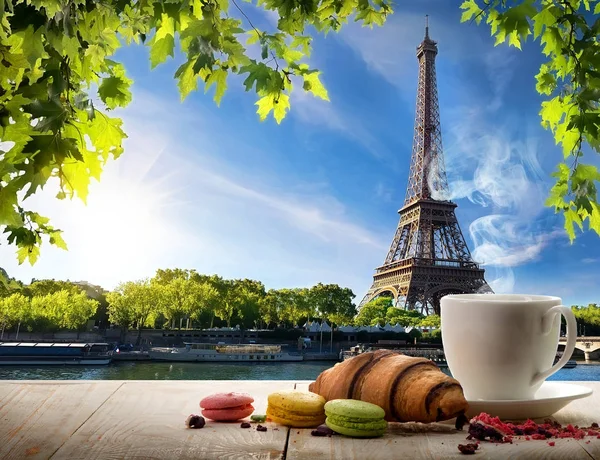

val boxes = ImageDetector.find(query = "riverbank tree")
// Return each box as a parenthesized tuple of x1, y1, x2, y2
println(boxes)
(572, 303, 600, 335)
(0, 289, 98, 335)
(107, 280, 161, 344)
(354, 298, 425, 328)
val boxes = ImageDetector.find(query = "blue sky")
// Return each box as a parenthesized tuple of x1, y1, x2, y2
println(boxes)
(1, 0, 599, 306)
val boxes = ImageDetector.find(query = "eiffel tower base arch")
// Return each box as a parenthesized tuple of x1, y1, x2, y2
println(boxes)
(360, 263, 492, 316)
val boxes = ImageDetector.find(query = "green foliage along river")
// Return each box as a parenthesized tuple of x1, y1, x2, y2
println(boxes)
(1, 361, 599, 381)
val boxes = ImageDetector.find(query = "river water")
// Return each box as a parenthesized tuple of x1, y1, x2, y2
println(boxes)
(0, 361, 599, 381)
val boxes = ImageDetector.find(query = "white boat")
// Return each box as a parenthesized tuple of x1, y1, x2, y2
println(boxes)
(0, 342, 113, 365)
(148, 343, 303, 362)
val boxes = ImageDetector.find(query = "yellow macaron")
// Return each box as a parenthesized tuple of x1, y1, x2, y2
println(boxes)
(267, 390, 326, 427)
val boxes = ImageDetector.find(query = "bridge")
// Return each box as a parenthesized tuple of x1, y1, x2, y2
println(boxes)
(559, 336, 600, 361)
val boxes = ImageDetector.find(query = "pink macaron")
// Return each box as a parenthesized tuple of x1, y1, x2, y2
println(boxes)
(200, 392, 255, 421)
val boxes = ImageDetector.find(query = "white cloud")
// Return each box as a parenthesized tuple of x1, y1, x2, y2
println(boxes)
(582, 258, 599, 264)
(290, 90, 388, 158)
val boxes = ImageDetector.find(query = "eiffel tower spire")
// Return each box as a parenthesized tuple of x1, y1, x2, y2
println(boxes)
(405, 17, 449, 206)
(359, 21, 492, 316)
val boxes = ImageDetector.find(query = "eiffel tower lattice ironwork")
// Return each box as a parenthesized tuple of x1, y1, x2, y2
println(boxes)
(360, 19, 492, 316)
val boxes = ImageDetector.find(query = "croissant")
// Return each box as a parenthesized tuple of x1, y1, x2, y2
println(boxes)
(308, 349, 468, 423)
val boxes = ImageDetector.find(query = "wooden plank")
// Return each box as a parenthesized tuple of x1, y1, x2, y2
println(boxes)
(52, 380, 294, 460)
(0, 380, 123, 460)
(287, 382, 599, 460)
(552, 381, 600, 460)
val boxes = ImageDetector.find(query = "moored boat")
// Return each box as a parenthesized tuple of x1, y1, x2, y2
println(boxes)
(148, 342, 303, 362)
(0, 342, 113, 365)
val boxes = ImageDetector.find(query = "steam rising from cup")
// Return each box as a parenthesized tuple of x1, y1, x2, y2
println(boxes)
(428, 113, 559, 293)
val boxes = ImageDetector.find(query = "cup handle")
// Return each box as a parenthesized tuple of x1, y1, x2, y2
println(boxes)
(531, 305, 577, 387)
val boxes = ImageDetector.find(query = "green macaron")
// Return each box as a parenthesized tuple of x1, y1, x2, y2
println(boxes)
(324, 399, 387, 438)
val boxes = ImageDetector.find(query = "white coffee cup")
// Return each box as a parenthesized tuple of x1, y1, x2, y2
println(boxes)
(441, 294, 577, 400)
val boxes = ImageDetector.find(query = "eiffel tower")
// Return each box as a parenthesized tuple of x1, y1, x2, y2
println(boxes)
(360, 19, 492, 316)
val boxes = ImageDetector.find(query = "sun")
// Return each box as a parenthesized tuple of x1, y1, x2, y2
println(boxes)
(61, 161, 181, 285)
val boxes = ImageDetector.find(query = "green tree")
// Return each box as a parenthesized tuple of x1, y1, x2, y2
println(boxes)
(107, 280, 159, 343)
(0, 268, 22, 298)
(233, 279, 265, 328)
(190, 273, 227, 328)
(418, 314, 441, 329)
(212, 278, 239, 328)
(572, 303, 600, 327)
(106, 291, 135, 341)
(155, 277, 195, 329)
(28, 289, 98, 332)
(354, 297, 392, 327)
(309, 282, 356, 352)
(260, 289, 285, 328)
(60, 291, 99, 330)
(408, 327, 422, 343)
(210, 278, 264, 328)
(187, 281, 220, 328)
(461, 0, 600, 240)
(23, 279, 83, 297)
(0, 292, 29, 338)
(273, 287, 312, 328)
(0, 0, 392, 268)
(386, 307, 424, 327)
(152, 269, 222, 329)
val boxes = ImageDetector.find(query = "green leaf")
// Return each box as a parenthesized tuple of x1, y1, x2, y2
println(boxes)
(540, 27, 562, 56)
(539, 96, 565, 131)
(17, 245, 40, 265)
(555, 121, 580, 158)
(355, 8, 386, 27)
(247, 30, 261, 45)
(508, 30, 522, 49)
(589, 202, 600, 234)
(26, 98, 68, 132)
(535, 65, 556, 95)
(87, 113, 127, 161)
(302, 71, 329, 101)
(49, 231, 68, 250)
(241, 62, 273, 93)
(273, 93, 290, 123)
(85, 44, 106, 69)
(98, 70, 133, 109)
(256, 94, 275, 121)
(155, 13, 176, 41)
(290, 36, 311, 56)
(150, 35, 175, 68)
(205, 68, 228, 105)
(594, 2, 600, 14)
(532, 7, 555, 40)
(564, 207, 583, 242)
(61, 159, 91, 202)
(0, 183, 23, 226)
(176, 61, 199, 100)
(460, 0, 483, 23)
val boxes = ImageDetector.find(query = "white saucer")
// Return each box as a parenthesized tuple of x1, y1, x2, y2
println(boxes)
(465, 381, 593, 420)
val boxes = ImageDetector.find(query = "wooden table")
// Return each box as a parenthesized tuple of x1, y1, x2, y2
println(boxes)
(0, 380, 598, 459)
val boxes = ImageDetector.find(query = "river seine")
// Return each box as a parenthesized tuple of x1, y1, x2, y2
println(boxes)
(0, 361, 599, 380)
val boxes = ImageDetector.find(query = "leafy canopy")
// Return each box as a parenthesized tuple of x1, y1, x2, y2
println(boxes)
(460, 0, 600, 241)
(572, 303, 600, 326)
(0, 0, 392, 269)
